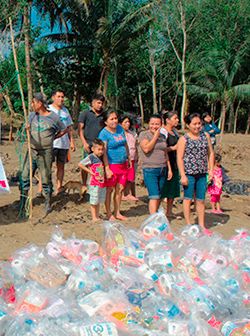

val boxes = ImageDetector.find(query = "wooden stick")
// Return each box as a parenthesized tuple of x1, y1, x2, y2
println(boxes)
(9, 17, 33, 219)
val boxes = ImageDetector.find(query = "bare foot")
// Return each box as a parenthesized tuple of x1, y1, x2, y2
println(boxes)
(92, 217, 101, 223)
(115, 214, 128, 221)
(127, 195, 139, 201)
(108, 215, 116, 221)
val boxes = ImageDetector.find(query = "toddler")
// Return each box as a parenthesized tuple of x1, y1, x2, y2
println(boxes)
(208, 153, 223, 214)
(78, 139, 106, 221)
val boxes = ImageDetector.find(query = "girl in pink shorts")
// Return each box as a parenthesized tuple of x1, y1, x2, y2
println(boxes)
(119, 115, 138, 201)
(98, 110, 130, 220)
(208, 153, 223, 214)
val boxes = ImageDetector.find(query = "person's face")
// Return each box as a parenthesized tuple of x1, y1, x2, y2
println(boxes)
(92, 144, 104, 157)
(52, 92, 64, 107)
(204, 115, 212, 123)
(167, 114, 179, 127)
(92, 99, 104, 113)
(105, 112, 118, 129)
(121, 118, 130, 131)
(31, 99, 42, 112)
(149, 117, 162, 133)
(188, 117, 202, 134)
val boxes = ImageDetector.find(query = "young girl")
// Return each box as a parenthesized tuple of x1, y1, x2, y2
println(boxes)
(98, 109, 130, 220)
(119, 115, 138, 201)
(208, 153, 223, 214)
(177, 113, 214, 234)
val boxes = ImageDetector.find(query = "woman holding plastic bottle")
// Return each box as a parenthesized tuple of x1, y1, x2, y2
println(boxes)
(138, 114, 172, 214)
(161, 111, 180, 219)
(177, 113, 214, 235)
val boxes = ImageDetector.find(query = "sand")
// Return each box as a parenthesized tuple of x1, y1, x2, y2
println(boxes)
(0, 133, 249, 260)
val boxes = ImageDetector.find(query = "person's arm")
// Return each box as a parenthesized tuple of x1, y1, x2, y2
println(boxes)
(101, 140, 113, 179)
(166, 153, 173, 180)
(68, 126, 76, 151)
(212, 122, 221, 135)
(78, 122, 90, 153)
(140, 129, 160, 154)
(54, 127, 68, 139)
(125, 142, 131, 168)
(78, 156, 94, 176)
(205, 133, 215, 181)
(177, 136, 188, 186)
(167, 143, 178, 152)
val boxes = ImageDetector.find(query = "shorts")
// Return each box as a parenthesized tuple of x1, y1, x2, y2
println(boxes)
(161, 167, 180, 199)
(210, 194, 221, 203)
(106, 163, 128, 187)
(127, 160, 136, 182)
(183, 174, 207, 201)
(143, 167, 166, 200)
(88, 185, 106, 205)
(53, 148, 68, 164)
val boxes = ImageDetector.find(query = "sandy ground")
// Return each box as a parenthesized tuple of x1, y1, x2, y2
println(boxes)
(0, 133, 250, 260)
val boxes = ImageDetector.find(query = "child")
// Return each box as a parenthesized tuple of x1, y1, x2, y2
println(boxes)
(78, 139, 106, 222)
(208, 153, 223, 214)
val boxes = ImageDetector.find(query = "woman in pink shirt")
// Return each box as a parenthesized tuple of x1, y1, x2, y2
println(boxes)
(119, 115, 138, 201)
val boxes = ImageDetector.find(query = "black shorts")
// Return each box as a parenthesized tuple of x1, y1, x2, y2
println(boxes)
(53, 148, 68, 164)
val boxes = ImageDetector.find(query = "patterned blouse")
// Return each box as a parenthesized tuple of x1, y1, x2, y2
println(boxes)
(183, 132, 208, 175)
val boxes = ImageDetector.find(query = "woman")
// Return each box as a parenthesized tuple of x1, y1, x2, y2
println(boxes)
(119, 115, 138, 201)
(138, 114, 172, 214)
(177, 113, 214, 234)
(161, 111, 180, 218)
(98, 109, 130, 220)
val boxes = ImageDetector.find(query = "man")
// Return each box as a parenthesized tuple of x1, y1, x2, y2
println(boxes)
(20, 93, 67, 217)
(49, 89, 75, 194)
(78, 93, 105, 185)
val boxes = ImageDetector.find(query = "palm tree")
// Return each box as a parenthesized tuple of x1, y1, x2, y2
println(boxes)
(189, 46, 250, 133)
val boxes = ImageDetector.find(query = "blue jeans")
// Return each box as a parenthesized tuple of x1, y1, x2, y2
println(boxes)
(143, 167, 166, 199)
(183, 174, 207, 201)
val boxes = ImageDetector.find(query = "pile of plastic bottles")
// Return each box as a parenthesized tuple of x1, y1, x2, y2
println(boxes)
(0, 209, 249, 335)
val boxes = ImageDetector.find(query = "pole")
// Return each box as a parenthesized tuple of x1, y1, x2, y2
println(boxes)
(9, 17, 33, 219)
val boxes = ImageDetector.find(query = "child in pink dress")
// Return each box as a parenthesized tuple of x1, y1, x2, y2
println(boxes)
(208, 153, 223, 214)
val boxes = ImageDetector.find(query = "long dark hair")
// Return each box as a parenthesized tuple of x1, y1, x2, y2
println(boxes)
(162, 111, 178, 125)
(184, 113, 201, 125)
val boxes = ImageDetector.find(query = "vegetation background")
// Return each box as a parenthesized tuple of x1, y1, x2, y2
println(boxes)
(0, 0, 249, 135)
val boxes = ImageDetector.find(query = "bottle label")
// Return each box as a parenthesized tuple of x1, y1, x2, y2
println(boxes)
(79, 322, 118, 336)
(221, 321, 238, 336)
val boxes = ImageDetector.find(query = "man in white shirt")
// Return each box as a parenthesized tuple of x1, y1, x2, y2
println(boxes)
(49, 89, 75, 194)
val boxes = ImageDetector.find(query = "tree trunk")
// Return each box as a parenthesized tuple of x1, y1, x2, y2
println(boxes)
(113, 58, 118, 110)
(138, 83, 144, 127)
(72, 85, 81, 122)
(0, 84, 16, 141)
(34, 62, 44, 94)
(220, 101, 227, 134)
(158, 66, 163, 112)
(245, 113, 250, 134)
(103, 67, 110, 98)
(180, 0, 187, 130)
(233, 101, 241, 134)
(228, 102, 235, 133)
(98, 65, 106, 93)
(24, 5, 33, 111)
(149, 53, 158, 114)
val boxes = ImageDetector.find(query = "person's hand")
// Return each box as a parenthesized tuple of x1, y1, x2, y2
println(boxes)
(83, 142, 90, 153)
(181, 175, 188, 186)
(70, 141, 76, 152)
(208, 169, 213, 182)
(105, 166, 113, 179)
(127, 158, 132, 169)
(167, 169, 173, 181)
(153, 128, 161, 138)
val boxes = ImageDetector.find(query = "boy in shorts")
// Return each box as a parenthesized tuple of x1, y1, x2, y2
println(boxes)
(78, 139, 106, 222)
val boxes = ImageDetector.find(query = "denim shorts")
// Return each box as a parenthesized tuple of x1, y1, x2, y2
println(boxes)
(143, 167, 166, 199)
(183, 174, 207, 201)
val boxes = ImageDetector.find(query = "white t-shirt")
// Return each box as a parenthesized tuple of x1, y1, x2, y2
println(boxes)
(160, 127, 168, 139)
(49, 104, 73, 149)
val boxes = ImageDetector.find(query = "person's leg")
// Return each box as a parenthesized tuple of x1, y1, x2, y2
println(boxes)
(149, 199, 160, 214)
(210, 195, 216, 212)
(143, 167, 162, 214)
(183, 175, 195, 225)
(196, 200, 205, 228)
(56, 162, 65, 193)
(105, 187, 114, 219)
(81, 170, 88, 187)
(114, 183, 127, 220)
(195, 174, 207, 229)
(90, 204, 100, 221)
(38, 149, 53, 214)
(166, 198, 174, 216)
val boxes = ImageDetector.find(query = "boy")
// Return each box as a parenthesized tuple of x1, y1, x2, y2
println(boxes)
(78, 139, 106, 221)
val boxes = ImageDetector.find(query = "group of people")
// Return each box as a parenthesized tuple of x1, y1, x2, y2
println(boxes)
(20, 91, 223, 235)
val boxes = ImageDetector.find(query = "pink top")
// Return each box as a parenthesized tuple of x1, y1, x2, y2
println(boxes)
(208, 167, 223, 196)
(125, 131, 137, 161)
